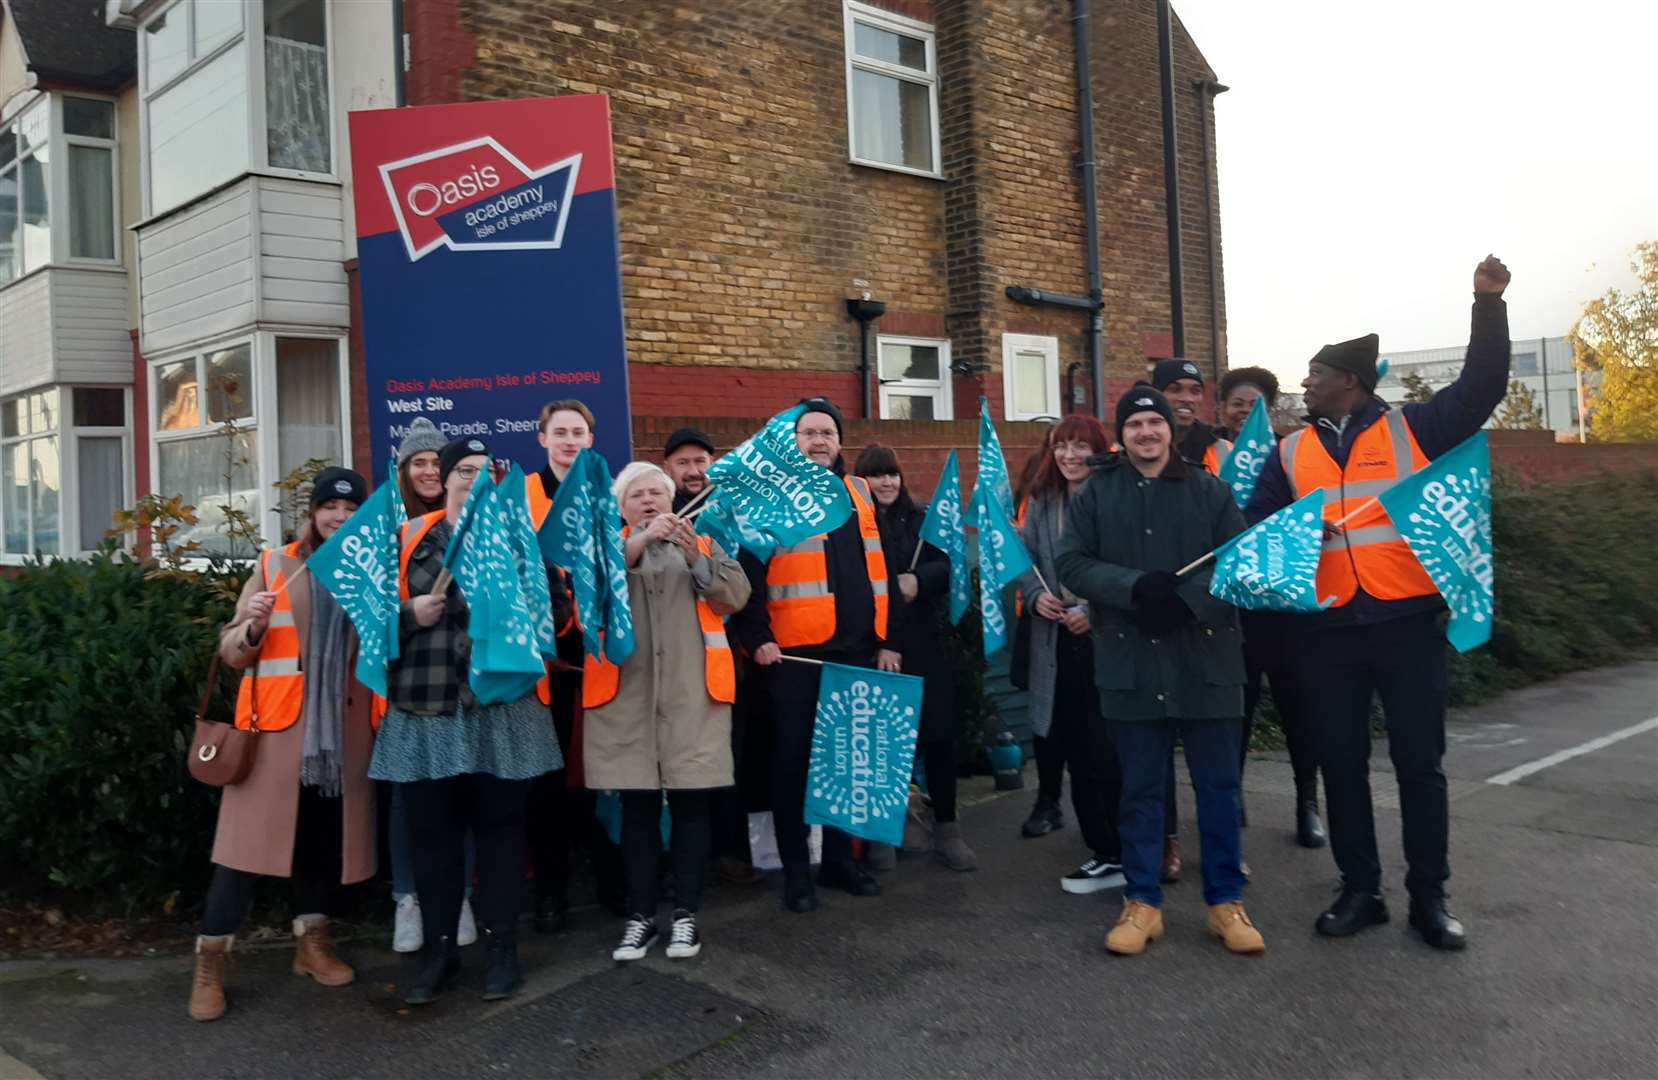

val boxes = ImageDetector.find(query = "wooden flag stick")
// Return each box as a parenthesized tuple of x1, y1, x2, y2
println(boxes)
(677, 483, 716, 517)
(907, 538, 925, 572)
(430, 568, 453, 597)
(779, 653, 825, 667)
(1175, 496, 1383, 579)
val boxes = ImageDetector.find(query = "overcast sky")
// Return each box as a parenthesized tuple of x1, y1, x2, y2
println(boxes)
(1173, 0, 1657, 381)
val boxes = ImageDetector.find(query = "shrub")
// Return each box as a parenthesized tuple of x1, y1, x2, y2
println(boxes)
(0, 554, 247, 914)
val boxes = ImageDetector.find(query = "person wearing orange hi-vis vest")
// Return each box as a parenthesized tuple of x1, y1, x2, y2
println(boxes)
(189, 469, 379, 1023)
(1244, 255, 1513, 952)
(729, 397, 892, 914)
(581, 462, 750, 962)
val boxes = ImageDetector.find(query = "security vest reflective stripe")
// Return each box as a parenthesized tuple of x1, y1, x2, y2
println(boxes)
(764, 475, 889, 648)
(527, 472, 554, 530)
(1281, 409, 1436, 606)
(582, 534, 736, 708)
(1205, 438, 1235, 476)
(233, 543, 306, 732)
(397, 510, 447, 601)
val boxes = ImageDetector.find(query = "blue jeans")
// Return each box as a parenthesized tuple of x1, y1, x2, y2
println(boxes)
(390, 783, 474, 900)
(1110, 718, 1244, 907)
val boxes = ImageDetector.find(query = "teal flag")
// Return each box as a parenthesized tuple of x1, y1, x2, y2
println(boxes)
(587, 450, 635, 665)
(803, 662, 924, 846)
(965, 400, 1026, 655)
(1209, 490, 1333, 612)
(446, 470, 545, 704)
(918, 449, 969, 624)
(1377, 431, 1494, 653)
(704, 405, 852, 546)
(495, 464, 559, 659)
(538, 449, 603, 659)
(695, 492, 777, 563)
(1218, 396, 1277, 507)
(308, 476, 403, 696)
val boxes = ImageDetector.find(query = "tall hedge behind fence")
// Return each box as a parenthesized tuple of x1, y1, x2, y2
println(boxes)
(2, 469, 1655, 915)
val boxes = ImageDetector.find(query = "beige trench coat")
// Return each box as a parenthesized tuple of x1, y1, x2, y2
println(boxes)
(583, 538, 750, 791)
(211, 546, 378, 883)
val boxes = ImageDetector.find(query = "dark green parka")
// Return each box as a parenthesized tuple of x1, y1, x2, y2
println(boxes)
(1054, 451, 1246, 722)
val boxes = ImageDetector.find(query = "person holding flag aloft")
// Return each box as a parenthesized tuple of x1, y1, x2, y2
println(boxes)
(1243, 255, 1512, 950)
(1056, 387, 1263, 958)
(729, 397, 892, 912)
(371, 437, 569, 1006)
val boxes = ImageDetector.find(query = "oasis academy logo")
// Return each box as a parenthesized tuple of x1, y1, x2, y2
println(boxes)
(378, 136, 581, 262)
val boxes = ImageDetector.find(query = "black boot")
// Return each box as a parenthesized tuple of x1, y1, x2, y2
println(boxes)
(481, 927, 523, 1000)
(1408, 899, 1468, 951)
(1315, 888, 1389, 938)
(782, 865, 820, 914)
(819, 858, 881, 897)
(400, 935, 460, 1006)
(1296, 799, 1327, 849)
(533, 888, 567, 935)
(1021, 797, 1064, 838)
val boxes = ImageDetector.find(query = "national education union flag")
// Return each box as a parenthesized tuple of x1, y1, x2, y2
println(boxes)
(1218, 395, 1277, 508)
(308, 472, 404, 696)
(588, 449, 636, 665)
(447, 469, 545, 704)
(803, 661, 924, 847)
(1208, 490, 1332, 613)
(1377, 431, 1494, 653)
(705, 405, 852, 547)
(538, 448, 604, 659)
(494, 463, 559, 659)
(918, 449, 970, 624)
(694, 494, 777, 564)
(965, 400, 1027, 656)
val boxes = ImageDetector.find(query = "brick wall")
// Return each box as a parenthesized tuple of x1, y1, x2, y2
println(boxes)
(419, 0, 1226, 427)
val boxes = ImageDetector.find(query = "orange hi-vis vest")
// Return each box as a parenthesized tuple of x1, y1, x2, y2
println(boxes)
(1280, 409, 1437, 607)
(398, 510, 447, 601)
(582, 533, 735, 709)
(527, 471, 555, 530)
(234, 543, 306, 732)
(764, 475, 888, 648)
(1203, 438, 1235, 476)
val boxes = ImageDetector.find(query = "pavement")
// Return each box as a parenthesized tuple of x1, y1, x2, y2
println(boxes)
(2, 660, 1654, 1079)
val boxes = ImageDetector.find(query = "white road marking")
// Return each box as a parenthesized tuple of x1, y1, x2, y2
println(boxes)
(1484, 716, 1658, 786)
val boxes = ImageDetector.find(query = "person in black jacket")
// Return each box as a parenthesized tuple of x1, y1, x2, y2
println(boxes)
(728, 398, 892, 912)
(1244, 255, 1512, 950)
(854, 443, 977, 872)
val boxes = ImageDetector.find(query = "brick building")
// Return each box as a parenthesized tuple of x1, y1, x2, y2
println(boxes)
(0, 0, 1226, 561)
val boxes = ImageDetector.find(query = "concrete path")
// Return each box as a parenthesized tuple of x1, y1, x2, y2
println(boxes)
(2, 661, 1654, 1079)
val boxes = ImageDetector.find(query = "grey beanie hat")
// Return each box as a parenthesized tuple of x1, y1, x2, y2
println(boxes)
(397, 417, 446, 465)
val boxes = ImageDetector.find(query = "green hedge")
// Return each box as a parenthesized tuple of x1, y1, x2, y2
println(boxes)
(0, 555, 246, 914)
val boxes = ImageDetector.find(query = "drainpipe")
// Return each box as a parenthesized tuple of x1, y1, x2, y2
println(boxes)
(1072, 0, 1106, 419)
(1156, 0, 1185, 356)
(846, 297, 886, 418)
(1194, 78, 1228, 392)
(391, 0, 406, 106)
(1538, 336, 1551, 429)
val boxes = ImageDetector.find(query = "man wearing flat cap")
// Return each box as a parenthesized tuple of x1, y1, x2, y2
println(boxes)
(1244, 255, 1513, 951)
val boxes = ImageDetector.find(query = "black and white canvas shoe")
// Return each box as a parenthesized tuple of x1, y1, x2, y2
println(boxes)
(612, 916, 660, 962)
(665, 910, 702, 959)
(1061, 856, 1126, 894)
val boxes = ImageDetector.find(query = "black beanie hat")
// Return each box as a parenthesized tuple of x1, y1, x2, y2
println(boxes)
(797, 396, 845, 438)
(1115, 383, 1177, 436)
(1151, 358, 1205, 392)
(310, 466, 368, 509)
(438, 435, 490, 484)
(664, 427, 716, 457)
(1310, 333, 1382, 391)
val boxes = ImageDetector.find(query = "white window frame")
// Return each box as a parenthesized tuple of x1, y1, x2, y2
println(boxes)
(64, 387, 134, 555)
(1002, 334, 1062, 422)
(55, 93, 123, 268)
(147, 330, 352, 557)
(0, 386, 63, 561)
(138, 0, 339, 218)
(842, 0, 942, 179)
(876, 334, 953, 420)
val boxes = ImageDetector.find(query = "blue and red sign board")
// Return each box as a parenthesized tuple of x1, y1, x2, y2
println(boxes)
(348, 96, 631, 478)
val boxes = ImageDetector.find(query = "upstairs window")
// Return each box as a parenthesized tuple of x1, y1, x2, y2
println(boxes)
(843, 1, 940, 177)
(0, 95, 121, 286)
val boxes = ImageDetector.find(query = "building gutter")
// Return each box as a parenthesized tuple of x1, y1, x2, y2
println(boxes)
(1156, 0, 1185, 357)
(1194, 78, 1228, 389)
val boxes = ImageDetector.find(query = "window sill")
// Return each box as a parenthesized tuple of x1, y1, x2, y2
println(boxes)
(849, 157, 944, 181)
(0, 265, 49, 297)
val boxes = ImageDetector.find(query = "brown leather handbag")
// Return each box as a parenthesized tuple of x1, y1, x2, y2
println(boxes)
(187, 650, 260, 787)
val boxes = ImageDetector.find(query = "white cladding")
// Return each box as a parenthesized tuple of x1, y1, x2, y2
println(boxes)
(0, 267, 133, 397)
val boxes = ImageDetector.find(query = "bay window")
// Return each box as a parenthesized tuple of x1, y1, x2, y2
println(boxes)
(1, 389, 60, 556)
(0, 387, 131, 560)
(141, 0, 335, 217)
(0, 94, 120, 285)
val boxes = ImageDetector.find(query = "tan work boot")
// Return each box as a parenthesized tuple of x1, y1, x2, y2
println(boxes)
(1208, 901, 1266, 954)
(1105, 901, 1165, 956)
(189, 934, 232, 1022)
(292, 916, 355, 986)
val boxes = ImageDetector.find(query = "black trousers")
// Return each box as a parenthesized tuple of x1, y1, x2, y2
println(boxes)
(1296, 611, 1451, 902)
(920, 739, 958, 824)
(710, 681, 754, 861)
(400, 773, 531, 944)
(201, 787, 342, 936)
(528, 686, 621, 904)
(1044, 633, 1123, 861)
(620, 789, 713, 915)
(1242, 658, 1320, 797)
(763, 659, 857, 872)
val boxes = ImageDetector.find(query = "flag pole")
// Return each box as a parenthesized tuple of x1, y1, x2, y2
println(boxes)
(779, 653, 824, 667)
(1175, 496, 1382, 579)
(676, 482, 717, 518)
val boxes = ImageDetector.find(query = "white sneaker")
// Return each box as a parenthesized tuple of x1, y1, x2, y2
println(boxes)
(393, 895, 423, 953)
(457, 898, 478, 947)
(612, 915, 660, 962)
(665, 910, 701, 959)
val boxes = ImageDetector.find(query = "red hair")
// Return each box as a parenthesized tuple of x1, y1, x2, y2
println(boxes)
(1028, 414, 1111, 499)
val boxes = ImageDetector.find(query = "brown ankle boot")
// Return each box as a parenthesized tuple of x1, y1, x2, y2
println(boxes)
(189, 935, 232, 1022)
(292, 916, 355, 987)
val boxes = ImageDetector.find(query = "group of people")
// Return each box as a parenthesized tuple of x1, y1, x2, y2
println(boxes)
(185, 254, 1512, 1021)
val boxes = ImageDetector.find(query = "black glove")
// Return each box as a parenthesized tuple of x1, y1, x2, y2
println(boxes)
(1130, 570, 1181, 607)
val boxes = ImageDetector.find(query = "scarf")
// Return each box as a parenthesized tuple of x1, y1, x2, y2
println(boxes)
(299, 574, 351, 796)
